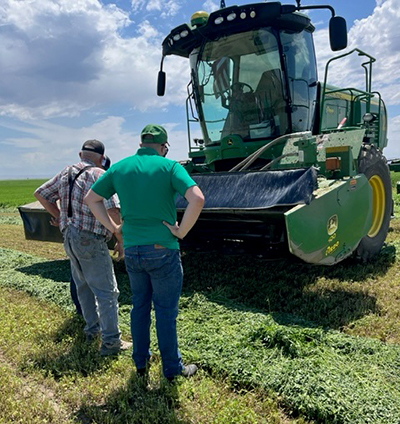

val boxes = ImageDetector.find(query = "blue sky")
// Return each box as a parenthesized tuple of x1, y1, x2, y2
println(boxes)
(0, 0, 399, 178)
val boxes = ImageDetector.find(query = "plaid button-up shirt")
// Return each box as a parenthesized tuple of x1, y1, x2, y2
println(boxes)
(36, 160, 119, 236)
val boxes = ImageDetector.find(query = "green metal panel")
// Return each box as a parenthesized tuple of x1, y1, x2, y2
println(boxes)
(316, 129, 365, 162)
(316, 129, 365, 176)
(325, 145, 355, 178)
(285, 174, 373, 265)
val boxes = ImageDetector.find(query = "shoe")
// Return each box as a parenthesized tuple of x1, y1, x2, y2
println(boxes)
(182, 364, 198, 378)
(100, 340, 132, 356)
(136, 356, 152, 378)
(166, 364, 198, 382)
(137, 368, 146, 377)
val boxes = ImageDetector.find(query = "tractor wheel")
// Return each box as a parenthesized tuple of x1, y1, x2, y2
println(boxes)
(356, 144, 392, 261)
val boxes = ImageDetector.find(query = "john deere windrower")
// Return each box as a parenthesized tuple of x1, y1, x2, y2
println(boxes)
(157, 0, 392, 265)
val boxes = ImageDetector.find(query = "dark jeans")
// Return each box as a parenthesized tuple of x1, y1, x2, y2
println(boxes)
(124, 245, 184, 379)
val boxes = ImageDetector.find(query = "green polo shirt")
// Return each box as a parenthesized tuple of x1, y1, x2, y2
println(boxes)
(92, 147, 196, 249)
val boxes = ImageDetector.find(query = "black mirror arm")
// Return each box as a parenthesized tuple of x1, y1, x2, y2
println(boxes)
(159, 55, 165, 73)
(297, 5, 335, 17)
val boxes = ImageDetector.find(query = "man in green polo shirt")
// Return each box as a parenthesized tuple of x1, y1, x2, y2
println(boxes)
(85, 124, 205, 381)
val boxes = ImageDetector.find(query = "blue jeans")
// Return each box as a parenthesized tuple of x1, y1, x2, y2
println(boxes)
(63, 226, 121, 347)
(124, 245, 183, 379)
(70, 275, 82, 316)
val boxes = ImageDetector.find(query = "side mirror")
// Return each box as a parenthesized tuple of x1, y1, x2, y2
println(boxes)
(157, 71, 166, 96)
(329, 16, 347, 51)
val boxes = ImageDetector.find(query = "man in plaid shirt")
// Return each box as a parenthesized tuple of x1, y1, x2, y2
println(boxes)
(35, 139, 132, 356)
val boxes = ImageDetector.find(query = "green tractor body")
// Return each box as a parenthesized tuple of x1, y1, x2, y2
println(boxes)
(158, 1, 392, 264)
(18, 1, 392, 265)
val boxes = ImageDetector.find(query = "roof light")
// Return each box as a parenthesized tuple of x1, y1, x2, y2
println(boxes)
(180, 30, 189, 38)
(173, 33, 181, 41)
(191, 11, 209, 27)
(227, 12, 236, 21)
(240, 12, 246, 19)
(250, 11, 256, 18)
(215, 16, 224, 24)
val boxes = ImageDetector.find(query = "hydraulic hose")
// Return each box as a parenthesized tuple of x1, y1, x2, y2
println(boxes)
(229, 131, 311, 172)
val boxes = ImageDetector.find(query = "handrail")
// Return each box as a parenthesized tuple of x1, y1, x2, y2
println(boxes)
(320, 48, 376, 132)
(324, 87, 373, 97)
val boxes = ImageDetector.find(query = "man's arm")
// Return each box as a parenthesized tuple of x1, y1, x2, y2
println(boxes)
(34, 192, 60, 220)
(108, 207, 121, 226)
(84, 189, 121, 232)
(163, 185, 205, 239)
(84, 190, 124, 259)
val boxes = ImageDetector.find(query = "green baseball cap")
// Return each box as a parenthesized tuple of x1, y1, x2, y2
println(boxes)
(141, 124, 168, 144)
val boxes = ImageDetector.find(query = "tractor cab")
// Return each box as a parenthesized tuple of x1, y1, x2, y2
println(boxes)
(158, 2, 347, 171)
(190, 26, 315, 149)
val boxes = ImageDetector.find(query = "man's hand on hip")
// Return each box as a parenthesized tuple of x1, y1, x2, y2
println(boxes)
(163, 221, 183, 239)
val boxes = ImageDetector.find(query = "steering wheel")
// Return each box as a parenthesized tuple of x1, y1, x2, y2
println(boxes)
(231, 82, 254, 94)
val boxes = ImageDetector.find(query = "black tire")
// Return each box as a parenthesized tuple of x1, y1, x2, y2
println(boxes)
(356, 144, 392, 261)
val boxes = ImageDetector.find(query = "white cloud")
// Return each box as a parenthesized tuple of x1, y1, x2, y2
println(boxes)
(1, 138, 43, 149)
(0, 114, 193, 178)
(161, 1, 181, 18)
(0, 0, 189, 121)
(130, 0, 181, 17)
(147, 0, 162, 12)
(137, 19, 159, 38)
(202, 0, 219, 13)
(0, 115, 136, 178)
(131, 0, 146, 12)
(314, 0, 400, 106)
(386, 114, 400, 159)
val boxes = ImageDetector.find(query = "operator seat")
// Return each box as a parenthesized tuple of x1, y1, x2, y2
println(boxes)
(254, 69, 288, 135)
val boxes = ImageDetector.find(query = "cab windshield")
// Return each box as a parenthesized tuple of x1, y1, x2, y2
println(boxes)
(190, 27, 317, 144)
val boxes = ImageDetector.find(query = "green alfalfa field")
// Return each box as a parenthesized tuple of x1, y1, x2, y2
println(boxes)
(1, 176, 400, 424)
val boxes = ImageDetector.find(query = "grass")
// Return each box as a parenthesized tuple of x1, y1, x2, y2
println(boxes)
(2, 247, 400, 422)
(0, 285, 301, 424)
(0, 179, 47, 208)
(0, 175, 400, 423)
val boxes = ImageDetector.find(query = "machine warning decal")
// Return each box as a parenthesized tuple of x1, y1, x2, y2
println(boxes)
(350, 178, 357, 190)
(327, 214, 338, 235)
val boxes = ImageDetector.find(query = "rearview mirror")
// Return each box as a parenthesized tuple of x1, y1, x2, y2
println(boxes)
(329, 16, 347, 51)
(157, 71, 166, 96)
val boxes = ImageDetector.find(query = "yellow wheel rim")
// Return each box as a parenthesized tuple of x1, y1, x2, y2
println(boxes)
(368, 175, 386, 237)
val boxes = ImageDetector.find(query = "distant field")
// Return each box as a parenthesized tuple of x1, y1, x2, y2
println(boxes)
(0, 179, 47, 207)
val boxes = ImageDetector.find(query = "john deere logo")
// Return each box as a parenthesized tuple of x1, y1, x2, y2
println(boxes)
(327, 214, 338, 235)
(227, 139, 234, 146)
